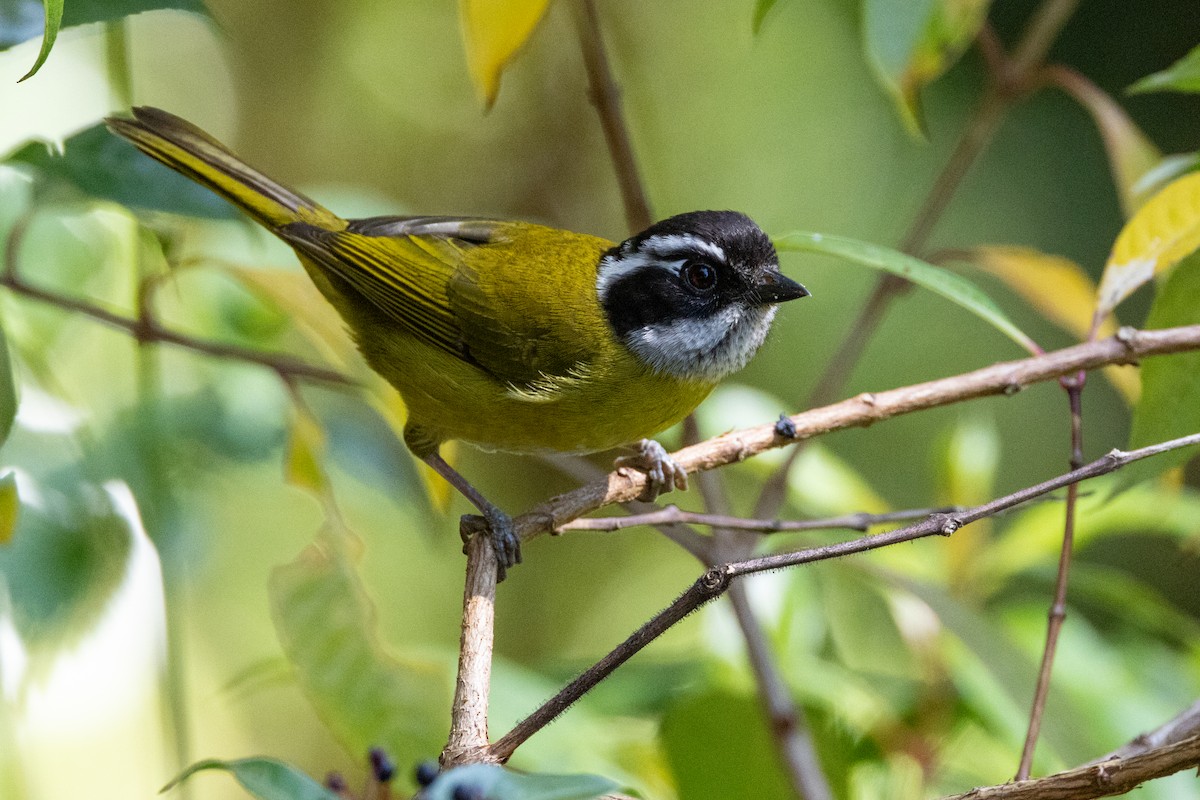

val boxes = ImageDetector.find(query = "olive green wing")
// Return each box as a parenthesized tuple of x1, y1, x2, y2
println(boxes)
(279, 217, 614, 389)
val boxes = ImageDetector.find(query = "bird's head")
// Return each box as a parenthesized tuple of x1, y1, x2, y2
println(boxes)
(597, 210, 809, 382)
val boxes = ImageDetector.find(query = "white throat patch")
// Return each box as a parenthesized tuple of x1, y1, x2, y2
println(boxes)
(623, 304, 778, 382)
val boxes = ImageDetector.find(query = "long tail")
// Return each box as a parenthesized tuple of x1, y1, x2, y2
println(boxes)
(106, 106, 344, 231)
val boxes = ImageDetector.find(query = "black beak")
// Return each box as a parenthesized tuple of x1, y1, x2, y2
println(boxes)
(754, 272, 810, 304)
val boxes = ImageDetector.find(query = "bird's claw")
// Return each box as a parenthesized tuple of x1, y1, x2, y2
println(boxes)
(460, 508, 522, 581)
(614, 439, 688, 501)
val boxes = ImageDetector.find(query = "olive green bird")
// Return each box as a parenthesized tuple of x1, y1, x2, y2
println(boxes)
(107, 107, 809, 575)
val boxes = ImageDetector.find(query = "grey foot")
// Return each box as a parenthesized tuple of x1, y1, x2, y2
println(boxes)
(614, 439, 688, 501)
(460, 507, 522, 581)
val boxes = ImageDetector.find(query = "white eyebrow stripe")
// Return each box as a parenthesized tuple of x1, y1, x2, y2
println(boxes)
(595, 250, 684, 302)
(640, 233, 727, 263)
(595, 233, 727, 303)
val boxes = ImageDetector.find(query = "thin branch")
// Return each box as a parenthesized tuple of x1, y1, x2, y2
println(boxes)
(558, 503, 959, 534)
(573, 0, 653, 232)
(728, 580, 832, 800)
(936, 734, 1200, 800)
(489, 566, 730, 761)
(0, 269, 354, 387)
(490, 433, 1200, 757)
(728, 434, 1200, 578)
(441, 534, 501, 768)
(1018, 374, 1086, 779)
(510, 324, 1200, 543)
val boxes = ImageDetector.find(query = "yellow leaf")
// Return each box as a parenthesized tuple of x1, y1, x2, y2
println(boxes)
(964, 246, 1139, 404)
(459, 0, 552, 107)
(0, 472, 18, 545)
(1097, 170, 1200, 320)
(286, 403, 329, 494)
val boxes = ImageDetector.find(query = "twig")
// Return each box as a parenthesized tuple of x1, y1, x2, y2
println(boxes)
(936, 734, 1200, 800)
(441, 534, 501, 767)
(489, 566, 731, 761)
(558, 504, 959, 534)
(728, 580, 832, 800)
(0, 265, 354, 387)
(490, 433, 1200, 756)
(1017, 374, 1086, 779)
(573, 0, 653, 232)
(510, 324, 1200, 543)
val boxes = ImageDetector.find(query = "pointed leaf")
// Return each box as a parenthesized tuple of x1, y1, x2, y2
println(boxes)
(862, 0, 992, 137)
(1096, 170, 1200, 320)
(269, 539, 451, 766)
(16, 0, 62, 81)
(1, 0, 210, 52)
(163, 757, 339, 800)
(775, 231, 1037, 352)
(1053, 73, 1162, 216)
(961, 245, 1139, 402)
(424, 763, 618, 800)
(1125, 251, 1200, 483)
(459, 0, 552, 107)
(0, 473, 18, 545)
(1128, 43, 1200, 95)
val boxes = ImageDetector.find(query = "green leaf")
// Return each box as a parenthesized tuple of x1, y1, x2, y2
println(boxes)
(0, 477, 133, 647)
(0, 321, 16, 448)
(0, 0, 210, 51)
(0, 472, 18, 545)
(752, 0, 783, 33)
(1128, 43, 1200, 95)
(820, 567, 915, 677)
(163, 758, 340, 800)
(862, 0, 992, 136)
(1126, 251, 1200, 482)
(6, 123, 239, 220)
(775, 231, 1038, 352)
(424, 763, 618, 800)
(16, 0, 62, 81)
(269, 538, 451, 767)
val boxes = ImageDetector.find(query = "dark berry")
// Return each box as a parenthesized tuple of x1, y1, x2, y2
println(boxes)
(368, 747, 396, 783)
(415, 761, 439, 787)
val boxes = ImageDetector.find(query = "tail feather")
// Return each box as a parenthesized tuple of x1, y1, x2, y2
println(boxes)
(106, 106, 343, 231)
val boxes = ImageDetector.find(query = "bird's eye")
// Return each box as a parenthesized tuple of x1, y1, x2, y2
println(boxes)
(682, 260, 718, 291)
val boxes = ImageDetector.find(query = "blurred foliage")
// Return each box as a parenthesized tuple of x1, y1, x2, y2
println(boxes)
(1, 2, 1199, 800)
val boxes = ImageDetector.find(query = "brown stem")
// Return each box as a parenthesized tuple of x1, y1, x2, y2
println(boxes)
(489, 567, 731, 761)
(938, 735, 1200, 800)
(490, 433, 1200, 757)
(510, 325, 1200, 544)
(728, 433, 1200, 578)
(441, 534, 501, 767)
(573, 0, 653, 232)
(0, 270, 353, 387)
(559, 503, 960, 534)
(1017, 375, 1086, 779)
(728, 581, 832, 800)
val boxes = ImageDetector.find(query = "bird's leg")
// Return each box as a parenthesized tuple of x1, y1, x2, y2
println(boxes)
(422, 452, 522, 580)
(613, 439, 688, 502)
